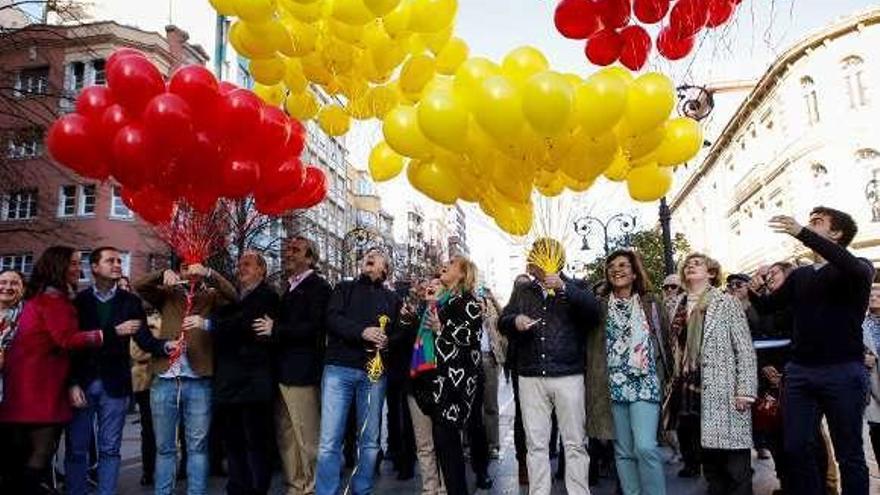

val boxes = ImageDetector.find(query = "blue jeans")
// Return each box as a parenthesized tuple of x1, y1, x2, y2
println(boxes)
(151, 377, 212, 495)
(783, 361, 869, 495)
(64, 379, 129, 495)
(611, 401, 666, 495)
(316, 365, 387, 495)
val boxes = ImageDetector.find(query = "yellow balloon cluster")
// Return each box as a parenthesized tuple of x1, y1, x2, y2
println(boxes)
(208, 0, 704, 236)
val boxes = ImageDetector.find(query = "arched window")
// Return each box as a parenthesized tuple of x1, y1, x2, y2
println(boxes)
(801, 76, 820, 125)
(842, 55, 868, 108)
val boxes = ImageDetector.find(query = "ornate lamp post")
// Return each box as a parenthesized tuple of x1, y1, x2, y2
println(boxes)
(572, 213, 638, 255)
(866, 174, 880, 223)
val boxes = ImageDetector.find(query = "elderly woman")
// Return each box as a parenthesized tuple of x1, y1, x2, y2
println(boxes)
(427, 256, 491, 493)
(665, 253, 756, 495)
(586, 250, 670, 495)
(0, 247, 105, 492)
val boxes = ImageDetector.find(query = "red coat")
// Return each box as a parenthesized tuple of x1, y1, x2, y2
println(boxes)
(0, 291, 102, 424)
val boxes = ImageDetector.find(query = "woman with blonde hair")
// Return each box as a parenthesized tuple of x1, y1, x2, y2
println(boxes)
(426, 256, 492, 492)
(665, 252, 757, 495)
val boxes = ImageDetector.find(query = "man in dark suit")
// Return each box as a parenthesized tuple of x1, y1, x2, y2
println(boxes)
(274, 237, 332, 495)
(66, 246, 168, 495)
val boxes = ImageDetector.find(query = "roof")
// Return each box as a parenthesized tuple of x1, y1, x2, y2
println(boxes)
(669, 7, 880, 212)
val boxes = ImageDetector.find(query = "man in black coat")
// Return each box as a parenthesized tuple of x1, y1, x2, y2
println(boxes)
(499, 238, 600, 495)
(66, 246, 169, 495)
(315, 248, 402, 495)
(273, 237, 331, 495)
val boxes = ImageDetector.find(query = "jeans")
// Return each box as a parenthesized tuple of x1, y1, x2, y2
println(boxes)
(611, 401, 666, 495)
(151, 377, 212, 495)
(315, 365, 387, 495)
(65, 379, 129, 495)
(783, 361, 869, 495)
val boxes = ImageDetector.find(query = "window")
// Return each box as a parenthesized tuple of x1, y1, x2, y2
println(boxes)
(110, 186, 133, 219)
(78, 250, 91, 283)
(15, 66, 49, 96)
(58, 185, 77, 217)
(0, 254, 34, 276)
(79, 184, 96, 216)
(92, 59, 106, 85)
(801, 76, 820, 125)
(842, 56, 868, 108)
(6, 128, 43, 159)
(2, 189, 37, 220)
(71, 61, 86, 92)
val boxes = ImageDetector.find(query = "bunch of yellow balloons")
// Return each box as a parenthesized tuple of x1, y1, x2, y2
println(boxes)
(209, 0, 461, 137)
(372, 49, 703, 235)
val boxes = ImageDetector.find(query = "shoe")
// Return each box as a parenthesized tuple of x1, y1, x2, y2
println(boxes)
(476, 474, 493, 490)
(518, 463, 529, 485)
(140, 474, 153, 486)
(678, 466, 700, 478)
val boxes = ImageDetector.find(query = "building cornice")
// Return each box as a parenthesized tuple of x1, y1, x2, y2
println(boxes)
(670, 8, 880, 213)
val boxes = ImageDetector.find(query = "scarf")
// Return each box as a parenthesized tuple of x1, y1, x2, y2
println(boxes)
(684, 288, 714, 373)
(607, 293, 651, 375)
(865, 313, 880, 355)
(410, 290, 451, 377)
(0, 302, 23, 351)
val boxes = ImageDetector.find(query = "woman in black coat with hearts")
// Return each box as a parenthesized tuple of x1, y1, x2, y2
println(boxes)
(427, 255, 492, 493)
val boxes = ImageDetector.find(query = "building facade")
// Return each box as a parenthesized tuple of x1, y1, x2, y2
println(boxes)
(669, 8, 880, 273)
(0, 20, 208, 282)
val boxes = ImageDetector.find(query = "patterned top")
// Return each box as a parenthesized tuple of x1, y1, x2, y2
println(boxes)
(606, 296, 660, 403)
(432, 292, 483, 428)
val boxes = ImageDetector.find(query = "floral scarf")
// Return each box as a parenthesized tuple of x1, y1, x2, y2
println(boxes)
(410, 290, 451, 377)
(607, 293, 651, 375)
(864, 313, 880, 356)
(0, 301, 23, 403)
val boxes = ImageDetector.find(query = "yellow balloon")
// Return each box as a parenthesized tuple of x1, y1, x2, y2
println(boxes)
(301, 53, 333, 85)
(602, 66, 635, 84)
(493, 160, 533, 203)
(346, 96, 373, 119)
(209, 0, 237, 16)
(249, 57, 286, 85)
(472, 75, 524, 141)
(234, 0, 275, 22)
(407, 159, 460, 204)
(422, 25, 453, 54)
(521, 71, 575, 136)
(435, 37, 469, 75)
(563, 131, 616, 182)
(494, 199, 533, 236)
(321, 38, 357, 74)
(282, 0, 325, 22)
(417, 88, 469, 151)
(453, 57, 500, 109)
(603, 152, 630, 182)
(656, 117, 703, 167)
(409, 0, 457, 33)
(328, 18, 365, 43)
(285, 91, 319, 120)
(369, 141, 405, 181)
(383, 105, 434, 159)
(622, 124, 665, 161)
(399, 54, 435, 95)
(364, 0, 400, 16)
(332, 0, 375, 25)
(406, 35, 427, 56)
(253, 83, 286, 106)
(370, 38, 407, 74)
(230, 22, 276, 59)
(562, 173, 593, 192)
(284, 19, 318, 56)
(535, 172, 565, 197)
(623, 72, 675, 134)
(367, 85, 399, 117)
(382, 0, 411, 38)
(283, 59, 309, 93)
(501, 46, 549, 83)
(318, 105, 351, 136)
(626, 163, 672, 202)
(575, 69, 628, 136)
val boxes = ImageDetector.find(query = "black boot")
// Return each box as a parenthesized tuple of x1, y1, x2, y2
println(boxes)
(476, 472, 493, 490)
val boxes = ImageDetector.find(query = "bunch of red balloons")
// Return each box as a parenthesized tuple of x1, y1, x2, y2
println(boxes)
(554, 0, 744, 70)
(46, 48, 327, 225)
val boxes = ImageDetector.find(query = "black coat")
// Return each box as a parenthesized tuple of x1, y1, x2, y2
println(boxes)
(325, 275, 402, 370)
(211, 282, 279, 404)
(273, 272, 332, 386)
(72, 288, 166, 398)
(433, 292, 483, 428)
(499, 277, 599, 377)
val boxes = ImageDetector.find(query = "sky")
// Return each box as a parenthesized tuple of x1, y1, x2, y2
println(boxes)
(21, 0, 880, 294)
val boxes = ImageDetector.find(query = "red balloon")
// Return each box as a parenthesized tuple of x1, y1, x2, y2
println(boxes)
(97, 104, 131, 147)
(217, 89, 264, 144)
(258, 106, 292, 151)
(106, 48, 147, 73)
(221, 157, 260, 198)
(288, 119, 306, 156)
(107, 55, 165, 115)
(657, 26, 695, 60)
(254, 194, 286, 216)
(46, 113, 105, 176)
(585, 28, 622, 66)
(182, 184, 219, 213)
(143, 93, 194, 151)
(670, 0, 709, 38)
(261, 158, 305, 201)
(178, 130, 225, 185)
(131, 186, 175, 225)
(706, 0, 735, 27)
(168, 65, 220, 115)
(554, 0, 603, 40)
(75, 86, 115, 122)
(218, 81, 237, 95)
(278, 166, 327, 210)
(619, 25, 652, 71)
(594, 0, 631, 29)
(111, 123, 156, 189)
(633, 0, 670, 24)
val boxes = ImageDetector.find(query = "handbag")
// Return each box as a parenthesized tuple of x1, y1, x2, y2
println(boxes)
(753, 391, 781, 433)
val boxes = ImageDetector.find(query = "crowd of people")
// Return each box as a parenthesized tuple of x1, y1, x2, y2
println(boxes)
(0, 204, 877, 495)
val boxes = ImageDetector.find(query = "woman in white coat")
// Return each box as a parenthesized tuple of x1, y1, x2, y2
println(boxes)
(862, 283, 880, 464)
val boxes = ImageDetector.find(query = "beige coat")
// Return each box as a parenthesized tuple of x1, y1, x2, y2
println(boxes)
(482, 296, 507, 366)
(130, 312, 161, 393)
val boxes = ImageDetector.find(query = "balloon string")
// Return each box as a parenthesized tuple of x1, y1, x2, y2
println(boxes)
(168, 277, 197, 368)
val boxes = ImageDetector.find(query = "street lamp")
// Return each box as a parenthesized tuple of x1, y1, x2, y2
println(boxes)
(572, 213, 638, 255)
(866, 175, 880, 222)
